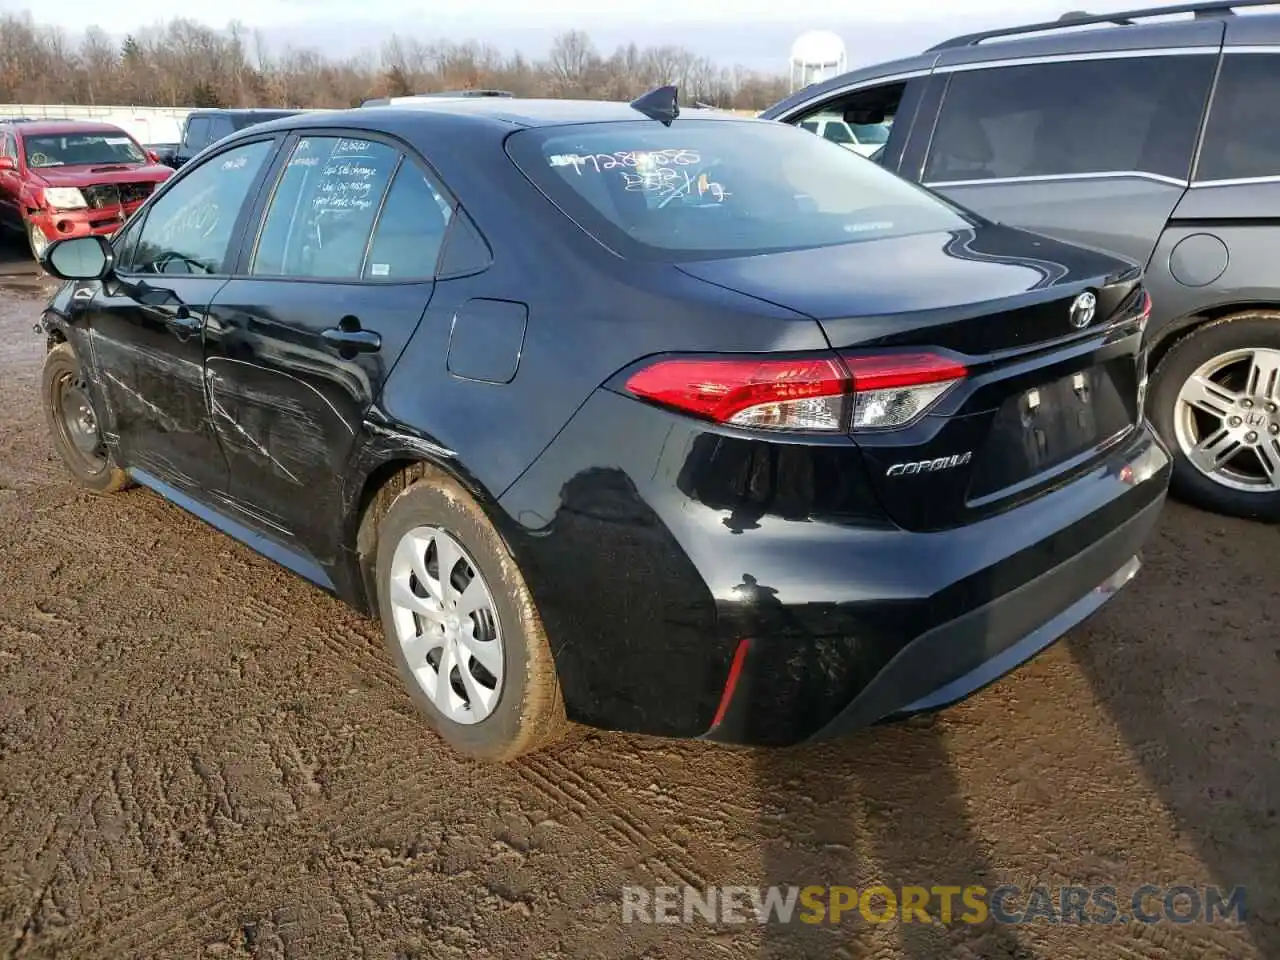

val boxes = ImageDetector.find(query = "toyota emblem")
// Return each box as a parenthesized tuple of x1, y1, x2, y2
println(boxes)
(1070, 291, 1097, 329)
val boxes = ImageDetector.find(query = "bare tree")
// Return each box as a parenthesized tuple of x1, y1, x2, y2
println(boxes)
(0, 14, 789, 112)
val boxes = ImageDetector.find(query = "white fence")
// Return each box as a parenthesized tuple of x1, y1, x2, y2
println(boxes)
(0, 104, 195, 145)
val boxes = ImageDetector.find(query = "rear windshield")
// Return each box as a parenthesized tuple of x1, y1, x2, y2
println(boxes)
(24, 133, 145, 168)
(506, 119, 972, 262)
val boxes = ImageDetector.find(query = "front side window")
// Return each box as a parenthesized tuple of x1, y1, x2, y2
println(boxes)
(24, 133, 146, 168)
(250, 136, 399, 279)
(124, 138, 274, 275)
(507, 119, 973, 262)
(182, 118, 210, 153)
(924, 55, 1216, 183)
(1197, 53, 1280, 182)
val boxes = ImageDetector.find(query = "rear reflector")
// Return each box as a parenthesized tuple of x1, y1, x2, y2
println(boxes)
(842, 352, 968, 430)
(623, 351, 967, 432)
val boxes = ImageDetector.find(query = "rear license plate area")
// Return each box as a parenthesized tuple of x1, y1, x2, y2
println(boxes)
(967, 360, 1137, 499)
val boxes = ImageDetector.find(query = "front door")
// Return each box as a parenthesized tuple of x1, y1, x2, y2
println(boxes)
(204, 133, 453, 563)
(84, 136, 280, 496)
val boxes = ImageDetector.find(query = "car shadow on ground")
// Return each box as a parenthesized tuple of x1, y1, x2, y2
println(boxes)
(752, 719, 1025, 959)
(746, 501, 1276, 959)
(1065, 501, 1279, 957)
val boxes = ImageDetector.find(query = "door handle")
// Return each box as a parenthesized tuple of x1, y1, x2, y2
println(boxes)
(322, 317, 381, 354)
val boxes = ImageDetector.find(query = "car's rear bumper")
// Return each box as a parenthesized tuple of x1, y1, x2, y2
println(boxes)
(704, 499, 1157, 744)
(497, 388, 1171, 745)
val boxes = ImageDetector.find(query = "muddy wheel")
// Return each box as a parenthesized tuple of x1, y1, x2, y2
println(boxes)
(26, 221, 50, 265)
(40, 342, 131, 494)
(373, 469, 567, 761)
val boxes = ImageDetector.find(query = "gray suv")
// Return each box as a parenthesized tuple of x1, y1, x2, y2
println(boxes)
(764, 0, 1280, 521)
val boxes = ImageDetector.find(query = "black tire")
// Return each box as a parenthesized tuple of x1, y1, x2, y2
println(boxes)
(40, 342, 131, 494)
(1148, 312, 1280, 522)
(373, 468, 567, 761)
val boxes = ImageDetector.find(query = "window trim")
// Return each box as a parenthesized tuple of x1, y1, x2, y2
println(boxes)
(112, 133, 284, 280)
(1189, 48, 1280, 186)
(918, 49, 1219, 189)
(238, 127, 457, 285)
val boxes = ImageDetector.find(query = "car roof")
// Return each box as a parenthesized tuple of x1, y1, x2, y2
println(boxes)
(229, 98, 752, 147)
(3, 120, 130, 136)
(351, 97, 748, 127)
(190, 108, 301, 118)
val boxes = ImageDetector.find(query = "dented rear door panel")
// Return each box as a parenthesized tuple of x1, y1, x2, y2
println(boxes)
(202, 279, 434, 563)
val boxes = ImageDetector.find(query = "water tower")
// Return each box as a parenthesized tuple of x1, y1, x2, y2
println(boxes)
(789, 30, 847, 92)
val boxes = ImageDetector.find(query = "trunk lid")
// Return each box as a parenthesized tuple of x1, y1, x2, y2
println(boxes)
(676, 225, 1148, 531)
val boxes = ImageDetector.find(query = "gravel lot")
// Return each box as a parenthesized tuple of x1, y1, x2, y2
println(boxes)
(0, 241, 1276, 959)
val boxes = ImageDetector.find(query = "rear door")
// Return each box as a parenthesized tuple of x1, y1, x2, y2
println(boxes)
(204, 131, 454, 563)
(914, 24, 1223, 269)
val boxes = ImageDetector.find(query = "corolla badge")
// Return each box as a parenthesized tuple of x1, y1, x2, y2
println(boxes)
(886, 451, 973, 477)
(1069, 291, 1097, 329)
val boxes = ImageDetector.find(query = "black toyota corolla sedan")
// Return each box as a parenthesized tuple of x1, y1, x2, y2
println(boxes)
(35, 90, 1170, 761)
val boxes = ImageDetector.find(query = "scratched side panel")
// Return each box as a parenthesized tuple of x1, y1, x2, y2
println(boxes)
(203, 279, 435, 563)
(81, 276, 231, 496)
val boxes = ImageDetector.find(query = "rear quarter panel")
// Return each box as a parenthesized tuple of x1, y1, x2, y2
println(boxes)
(1144, 182, 1280, 344)
(377, 133, 830, 502)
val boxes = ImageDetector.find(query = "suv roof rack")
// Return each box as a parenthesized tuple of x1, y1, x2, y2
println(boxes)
(928, 0, 1279, 50)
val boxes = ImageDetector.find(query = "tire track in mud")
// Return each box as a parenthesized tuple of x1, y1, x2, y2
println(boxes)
(513, 751, 713, 890)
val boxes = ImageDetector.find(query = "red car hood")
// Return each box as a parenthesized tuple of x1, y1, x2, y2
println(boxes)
(30, 163, 173, 187)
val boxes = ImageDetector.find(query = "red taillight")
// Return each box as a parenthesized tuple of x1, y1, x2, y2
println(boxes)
(623, 351, 967, 432)
(623, 356, 849, 431)
(1139, 289, 1153, 324)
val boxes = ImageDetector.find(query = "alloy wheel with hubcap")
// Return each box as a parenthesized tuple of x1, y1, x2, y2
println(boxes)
(387, 525, 505, 725)
(1173, 346, 1280, 493)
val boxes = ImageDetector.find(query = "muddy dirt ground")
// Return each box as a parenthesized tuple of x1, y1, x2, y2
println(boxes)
(0, 239, 1276, 959)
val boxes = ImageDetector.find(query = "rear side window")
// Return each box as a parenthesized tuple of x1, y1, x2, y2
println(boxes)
(1196, 53, 1280, 182)
(363, 162, 453, 279)
(506, 119, 973, 262)
(250, 136, 399, 280)
(924, 55, 1216, 183)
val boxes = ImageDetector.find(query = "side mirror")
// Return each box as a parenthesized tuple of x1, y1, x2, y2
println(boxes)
(0, 156, 15, 172)
(41, 235, 115, 281)
(145, 150, 160, 164)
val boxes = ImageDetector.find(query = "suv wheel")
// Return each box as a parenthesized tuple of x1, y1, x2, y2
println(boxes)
(373, 469, 567, 761)
(1148, 312, 1280, 521)
(40, 342, 131, 493)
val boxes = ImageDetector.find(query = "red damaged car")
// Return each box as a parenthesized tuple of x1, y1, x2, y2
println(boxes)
(0, 120, 173, 261)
